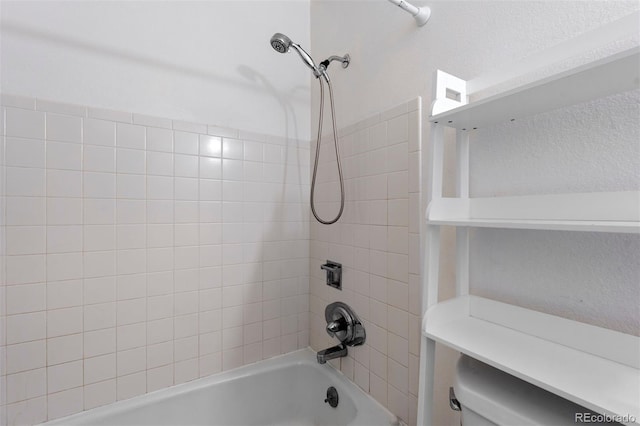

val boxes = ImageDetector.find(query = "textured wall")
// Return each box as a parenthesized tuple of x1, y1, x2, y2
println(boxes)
(310, 1, 640, 425)
(469, 90, 640, 336)
(0, 94, 310, 425)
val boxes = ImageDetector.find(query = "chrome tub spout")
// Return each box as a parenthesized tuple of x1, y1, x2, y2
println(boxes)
(317, 343, 348, 364)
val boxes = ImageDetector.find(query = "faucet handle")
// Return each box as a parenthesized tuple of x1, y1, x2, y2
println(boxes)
(324, 302, 366, 347)
(327, 321, 341, 333)
(326, 318, 347, 338)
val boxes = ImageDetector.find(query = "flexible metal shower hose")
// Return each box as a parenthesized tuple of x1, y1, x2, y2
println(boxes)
(310, 76, 345, 225)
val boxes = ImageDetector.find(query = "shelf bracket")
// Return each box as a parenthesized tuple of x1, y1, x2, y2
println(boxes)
(431, 70, 467, 116)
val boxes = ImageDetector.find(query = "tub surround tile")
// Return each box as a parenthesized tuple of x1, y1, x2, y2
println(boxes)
(309, 98, 421, 425)
(0, 94, 310, 424)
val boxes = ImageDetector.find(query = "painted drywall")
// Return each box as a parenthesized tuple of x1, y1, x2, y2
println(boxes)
(310, 1, 640, 425)
(0, 0, 311, 139)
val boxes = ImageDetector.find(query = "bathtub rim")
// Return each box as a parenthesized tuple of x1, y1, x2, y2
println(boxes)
(40, 348, 400, 426)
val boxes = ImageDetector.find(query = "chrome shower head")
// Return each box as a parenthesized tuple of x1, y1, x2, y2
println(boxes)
(270, 32, 321, 78)
(270, 33, 292, 54)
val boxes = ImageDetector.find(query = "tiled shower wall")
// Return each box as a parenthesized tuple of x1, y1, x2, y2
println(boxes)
(309, 98, 422, 425)
(0, 94, 310, 425)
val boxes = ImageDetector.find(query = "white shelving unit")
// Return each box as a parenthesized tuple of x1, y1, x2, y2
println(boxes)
(417, 46, 640, 426)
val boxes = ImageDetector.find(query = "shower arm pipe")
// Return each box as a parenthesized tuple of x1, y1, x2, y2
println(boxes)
(319, 54, 351, 73)
(387, 0, 431, 26)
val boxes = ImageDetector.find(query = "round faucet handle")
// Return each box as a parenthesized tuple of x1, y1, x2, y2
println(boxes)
(326, 321, 342, 335)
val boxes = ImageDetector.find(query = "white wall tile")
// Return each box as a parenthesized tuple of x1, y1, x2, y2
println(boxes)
(199, 135, 221, 157)
(147, 151, 173, 176)
(116, 123, 145, 149)
(47, 141, 82, 171)
(147, 364, 173, 392)
(6, 312, 46, 344)
(84, 303, 116, 331)
(222, 138, 243, 159)
(5, 138, 45, 168)
(84, 172, 116, 199)
(174, 132, 199, 155)
(147, 318, 173, 344)
(83, 200, 116, 225)
(6, 227, 45, 256)
(84, 354, 116, 384)
(47, 334, 83, 366)
(84, 379, 116, 410)
(85, 254, 115, 282)
(117, 148, 146, 174)
(47, 386, 83, 420)
(146, 201, 174, 224)
(6, 340, 46, 374)
(116, 323, 146, 351)
(174, 359, 198, 384)
(47, 307, 83, 338)
(116, 225, 146, 249)
(84, 118, 115, 147)
(36, 99, 86, 116)
(146, 127, 173, 152)
(84, 145, 115, 173)
(174, 154, 198, 177)
(148, 295, 175, 321)
(116, 174, 146, 199)
(116, 274, 146, 301)
(199, 157, 222, 179)
(6, 255, 45, 285)
(47, 170, 82, 197)
(6, 197, 46, 226)
(6, 368, 47, 404)
(387, 115, 408, 145)
(6, 283, 46, 314)
(133, 114, 172, 129)
(88, 107, 132, 124)
(46, 113, 81, 143)
(47, 279, 83, 310)
(147, 224, 173, 248)
(116, 200, 146, 224)
(84, 328, 116, 358)
(116, 372, 146, 401)
(173, 121, 206, 135)
(6, 396, 47, 426)
(116, 298, 146, 326)
(47, 252, 83, 282)
(5, 108, 45, 139)
(47, 226, 82, 254)
(117, 347, 146, 376)
(2, 94, 36, 109)
(2, 100, 312, 422)
(47, 198, 82, 225)
(6, 168, 45, 197)
(175, 177, 198, 200)
(200, 179, 222, 201)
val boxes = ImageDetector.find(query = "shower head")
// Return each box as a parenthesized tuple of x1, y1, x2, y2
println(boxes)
(270, 32, 321, 78)
(270, 33, 292, 53)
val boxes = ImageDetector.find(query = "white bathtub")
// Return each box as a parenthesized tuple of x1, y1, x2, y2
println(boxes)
(43, 349, 400, 426)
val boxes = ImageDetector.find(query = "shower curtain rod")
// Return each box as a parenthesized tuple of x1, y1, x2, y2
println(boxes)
(387, 0, 431, 26)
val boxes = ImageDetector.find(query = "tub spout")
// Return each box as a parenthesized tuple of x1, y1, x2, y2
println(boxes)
(317, 343, 348, 364)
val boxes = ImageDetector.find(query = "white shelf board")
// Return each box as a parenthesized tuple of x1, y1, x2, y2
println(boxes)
(429, 47, 640, 130)
(428, 218, 640, 233)
(424, 296, 640, 424)
(427, 191, 640, 233)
